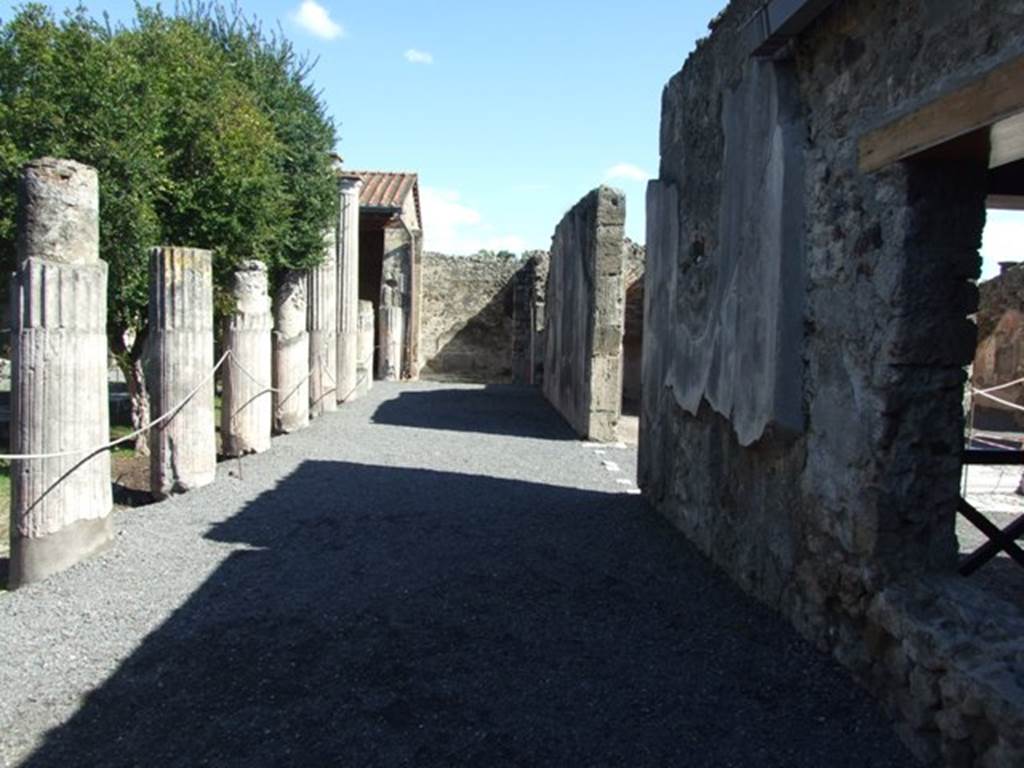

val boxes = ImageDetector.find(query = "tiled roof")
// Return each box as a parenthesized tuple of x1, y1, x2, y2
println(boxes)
(348, 171, 421, 229)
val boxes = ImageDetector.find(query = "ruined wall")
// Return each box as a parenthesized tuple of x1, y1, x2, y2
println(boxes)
(511, 251, 549, 385)
(420, 252, 521, 382)
(972, 264, 1024, 428)
(543, 187, 626, 441)
(622, 239, 646, 410)
(642, 1, 1024, 764)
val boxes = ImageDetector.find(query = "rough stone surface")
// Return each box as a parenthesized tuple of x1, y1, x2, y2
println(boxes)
(222, 261, 273, 457)
(149, 247, 217, 499)
(9, 158, 112, 587)
(15, 156, 99, 265)
(356, 300, 374, 398)
(642, 0, 1024, 763)
(308, 230, 337, 416)
(543, 186, 626, 442)
(420, 252, 520, 382)
(273, 270, 310, 434)
(337, 178, 362, 402)
(378, 304, 404, 382)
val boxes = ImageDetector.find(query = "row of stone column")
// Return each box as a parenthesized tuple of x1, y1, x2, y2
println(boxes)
(8, 159, 372, 587)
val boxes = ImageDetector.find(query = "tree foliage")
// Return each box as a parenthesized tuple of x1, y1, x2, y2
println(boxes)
(0, 1, 338, 337)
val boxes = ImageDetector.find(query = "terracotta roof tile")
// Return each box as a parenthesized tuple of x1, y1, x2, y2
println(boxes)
(347, 171, 421, 230)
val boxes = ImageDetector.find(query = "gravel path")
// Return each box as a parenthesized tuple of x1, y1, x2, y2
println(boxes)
(0, 382, 913, 767)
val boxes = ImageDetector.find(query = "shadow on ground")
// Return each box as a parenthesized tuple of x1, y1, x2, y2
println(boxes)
(372, 385, 577, 440)
(20, 460, 911, 767)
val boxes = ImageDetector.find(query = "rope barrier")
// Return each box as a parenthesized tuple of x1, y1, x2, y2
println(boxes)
(970, 387, 1024, 413)
(0, 344, 340, 463)
(0, 351, 232, 462)
(973, 375, 1024, 396)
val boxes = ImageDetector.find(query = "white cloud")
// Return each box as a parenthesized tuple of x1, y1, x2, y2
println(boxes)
(292, 1, 344, 40)
(404, 49, 434, 64)
(421, 187, 525, 255)
(605, 162, 651, 182)
(981, 209, 1024, 280)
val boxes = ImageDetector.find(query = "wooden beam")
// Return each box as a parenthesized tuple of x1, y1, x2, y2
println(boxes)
(859, 55, 1024, 173)
(958, 498, 1024, 575)
(962, 448, 1024, 465)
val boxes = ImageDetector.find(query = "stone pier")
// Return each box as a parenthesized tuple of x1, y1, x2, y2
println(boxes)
(308, 229, 337, 416)
(356, 299, 375, 397)
(378, 299, 404, 382)
(149, 246, 217, 499)
(9, 158, 113, 587)
(336, 176, 362, 402)
(222, 261, 273, 456)
(543, 187, 626, 442)
(273, 271, 310, 433)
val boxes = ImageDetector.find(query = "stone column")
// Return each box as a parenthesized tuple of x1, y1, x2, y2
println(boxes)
(222, 261, 272, 456)
(308, 229, 337, 416)
(273, 270, 310, 433)
(9, 158, 112, 587)
(149, 247, 217, 498)
(336, 176, 362, 403)
(356, 299, 375, 397)
(378, 299, 404, 382)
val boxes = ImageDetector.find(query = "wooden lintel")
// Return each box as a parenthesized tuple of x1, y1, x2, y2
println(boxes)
(859, 55, 1024, 173)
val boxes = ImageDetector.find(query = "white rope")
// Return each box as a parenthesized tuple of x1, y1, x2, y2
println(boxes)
(1, 342, 352, 463)
(0, 351, 232, 462)
(974, 375, 1024, 396)
(970, 387, 1024, 413)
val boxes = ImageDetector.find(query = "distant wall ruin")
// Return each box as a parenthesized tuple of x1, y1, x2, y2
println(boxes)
(419, 253, 521, 381)
(642, 0, 1024, 763)
(972, 264, 1024, 429)
(543, 186, 626, 442)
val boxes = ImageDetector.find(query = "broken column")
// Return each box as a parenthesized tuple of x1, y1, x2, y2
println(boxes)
(378, 288, 404, 382)
(336, 176, 362, 402)
(308, 229, 337, 416)
(222, 260, 272, 456)
(9, 157, 113, 587)
(149, 246, 217, 498)
(356, 299, 375, 397)
(273, 270, 310, 433)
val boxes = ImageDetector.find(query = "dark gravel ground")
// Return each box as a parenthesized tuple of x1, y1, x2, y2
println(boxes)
(0, 382, 914, 767)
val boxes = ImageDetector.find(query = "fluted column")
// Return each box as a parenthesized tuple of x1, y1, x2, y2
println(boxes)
(273, 270, 310, 433)
(308, 229, 337, 416)
(149, 247, 216, 498)
(336, 176, 362, 402)
(222, 261, 273, 456)
(9, 158, 112, 587)
(378, 301, 404, 382)
(356, 299, 375, 397)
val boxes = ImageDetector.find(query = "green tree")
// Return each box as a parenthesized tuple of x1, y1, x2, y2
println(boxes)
(0, 3, 338, 452)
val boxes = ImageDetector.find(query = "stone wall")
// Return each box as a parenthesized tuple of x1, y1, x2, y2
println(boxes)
(642, 1, 1024, 764)
(419, 252, 522, 382)
(543, 187, 626, 441)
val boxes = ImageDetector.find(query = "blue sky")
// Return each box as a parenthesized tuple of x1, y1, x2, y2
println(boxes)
(27, 0, 1024, 270)
(38, 0, 721, 253)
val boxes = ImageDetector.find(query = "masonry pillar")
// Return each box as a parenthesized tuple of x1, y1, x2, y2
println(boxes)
(149, 246, 216, 498)
(222, 260, 272, 456)
(273, 270, 310, 433)
(9, 158, 113, 587)
(356, 299, 375, 397)
(336, 176, 362, 402)
(378, 292, 404, 382)
(308, 229, 337, 416)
